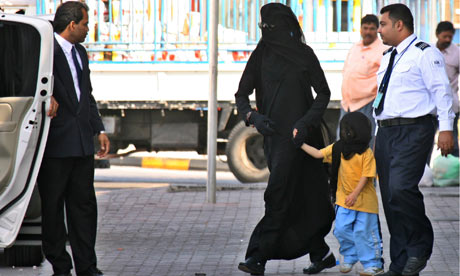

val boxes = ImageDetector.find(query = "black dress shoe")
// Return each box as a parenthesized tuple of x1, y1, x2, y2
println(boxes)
(402, 256, 427, 275)
(78, 267, 103, 276)
(52, 273, 71, 276)
(303, 253, 336, 274)
(238, 257, 266, 275)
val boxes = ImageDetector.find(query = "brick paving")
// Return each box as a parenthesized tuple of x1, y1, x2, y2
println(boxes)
(2, 181, 457, 276)
(96, 185, 459, 275)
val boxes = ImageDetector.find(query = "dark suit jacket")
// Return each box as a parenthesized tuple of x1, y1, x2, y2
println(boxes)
(44, 39, 104, 158)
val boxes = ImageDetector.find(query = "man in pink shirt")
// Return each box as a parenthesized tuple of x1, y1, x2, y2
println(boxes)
(338, 14, 388, 147)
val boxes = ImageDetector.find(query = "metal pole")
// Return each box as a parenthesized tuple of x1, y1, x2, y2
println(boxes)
(336, 0, 342, 32)
(207, 0, 218, 204)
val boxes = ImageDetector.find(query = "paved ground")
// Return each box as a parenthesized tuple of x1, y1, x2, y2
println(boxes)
(0, 167, 457, 276)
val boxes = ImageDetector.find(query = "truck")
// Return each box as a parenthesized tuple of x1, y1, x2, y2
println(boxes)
(81, 0, 351, 183)
(5, 0, 455, 184)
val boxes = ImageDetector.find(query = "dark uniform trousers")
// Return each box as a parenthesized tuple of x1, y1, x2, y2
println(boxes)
(37, 155, 97, 274)
(374, 118, 435, 273)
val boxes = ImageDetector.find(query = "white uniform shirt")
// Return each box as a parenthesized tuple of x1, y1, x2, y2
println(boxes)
(54, 33, 82, 101)
(374, 34, 455, 131)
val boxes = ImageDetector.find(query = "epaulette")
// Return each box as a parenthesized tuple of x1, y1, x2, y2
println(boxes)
(383, 47, 393, 55)
(415, 41, 430, 50)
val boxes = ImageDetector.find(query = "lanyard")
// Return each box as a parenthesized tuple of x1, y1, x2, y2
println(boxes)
(379, 37, 417, 92)
(392, 37, 417, 68)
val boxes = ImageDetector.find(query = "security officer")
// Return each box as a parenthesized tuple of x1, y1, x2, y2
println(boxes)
(374, 4, 454, 276)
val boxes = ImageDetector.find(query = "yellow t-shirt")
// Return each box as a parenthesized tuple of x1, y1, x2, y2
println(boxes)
(320, 144, 379, 214)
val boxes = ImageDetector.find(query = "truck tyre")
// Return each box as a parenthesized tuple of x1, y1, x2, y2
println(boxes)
(320, 119, 333, 146)
(4, 245, 44, 267)
(226, 121, 269, 183)
(94, 159, 110, 169)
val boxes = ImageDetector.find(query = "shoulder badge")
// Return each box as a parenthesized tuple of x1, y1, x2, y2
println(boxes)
(415, 41, 430, 50)
(383, 47, 393, 55)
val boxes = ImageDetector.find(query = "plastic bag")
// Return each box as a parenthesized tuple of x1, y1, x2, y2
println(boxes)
(419, 164, 433, 187)
(432, 154, 460, 187)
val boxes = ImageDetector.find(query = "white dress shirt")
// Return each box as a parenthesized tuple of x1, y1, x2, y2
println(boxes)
(54, 33, 82, 101)
(375, 34, 455, 131)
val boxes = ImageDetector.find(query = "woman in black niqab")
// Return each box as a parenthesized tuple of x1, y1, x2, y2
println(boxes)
(235, 3, 335, 275)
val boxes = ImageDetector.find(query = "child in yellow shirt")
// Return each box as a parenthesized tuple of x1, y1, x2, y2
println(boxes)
(301, 112, 383, 276)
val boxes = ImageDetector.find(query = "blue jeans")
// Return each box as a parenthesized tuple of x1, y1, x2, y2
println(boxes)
(334, 206, 383, 268)
(336, 101, 376, 149)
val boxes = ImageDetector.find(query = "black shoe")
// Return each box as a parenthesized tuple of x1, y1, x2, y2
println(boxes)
(402, 257, 427, 276)
(78, 267, 103, 276)
(303, 253, 336, 274)
(52, 273, 71, 276)
(238, 257, 266, 275)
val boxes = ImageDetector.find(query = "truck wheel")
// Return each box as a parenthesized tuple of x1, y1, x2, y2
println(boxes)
(94, 159, 110, 169)
(4, 245, 44, 267)
(320, 119, 333, 146)
(226, 121, 269, 183)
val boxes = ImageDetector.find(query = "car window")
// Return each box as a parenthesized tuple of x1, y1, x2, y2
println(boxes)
(0, 20, 40, 97)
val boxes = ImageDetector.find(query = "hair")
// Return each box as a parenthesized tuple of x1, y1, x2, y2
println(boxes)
(436, 21, 455, 35)
(361, 14, 379, 28)
(380, 3, 414, 33)
(53, 1, 89, 34)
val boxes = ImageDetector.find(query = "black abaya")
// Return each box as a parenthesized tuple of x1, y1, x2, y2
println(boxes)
(235, 3, 334, 262)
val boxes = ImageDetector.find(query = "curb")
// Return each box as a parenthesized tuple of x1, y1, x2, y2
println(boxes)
(109, 156, 230, 171)
(168, 182, 267, 192)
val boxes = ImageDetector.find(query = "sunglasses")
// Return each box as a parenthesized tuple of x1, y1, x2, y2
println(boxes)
(258, 22, 275, 30)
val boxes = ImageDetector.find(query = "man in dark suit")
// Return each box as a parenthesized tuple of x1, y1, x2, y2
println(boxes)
(37, 2, 109, 276)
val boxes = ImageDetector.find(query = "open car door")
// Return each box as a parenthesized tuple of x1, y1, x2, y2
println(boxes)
(0, 13, 53, 248)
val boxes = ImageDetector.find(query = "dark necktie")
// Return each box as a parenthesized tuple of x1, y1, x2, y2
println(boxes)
(375, 49, 397, 116)
(71, 46, 82, 86)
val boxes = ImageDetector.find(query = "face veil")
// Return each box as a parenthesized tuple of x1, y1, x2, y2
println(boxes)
(339, 112, 372, 159)
(258, 3, 311, 71)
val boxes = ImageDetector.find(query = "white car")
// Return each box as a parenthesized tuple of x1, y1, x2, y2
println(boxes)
(0, 13, 54, 266)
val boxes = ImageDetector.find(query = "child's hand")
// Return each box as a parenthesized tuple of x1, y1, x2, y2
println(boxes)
(345, 192, 358, 207)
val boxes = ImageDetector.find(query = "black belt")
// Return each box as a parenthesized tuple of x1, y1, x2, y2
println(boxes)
(377, 115, 433, 128)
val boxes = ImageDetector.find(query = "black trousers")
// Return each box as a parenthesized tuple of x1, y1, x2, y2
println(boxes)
(375, 120, 435, 273)
(37, 156, 97, 274)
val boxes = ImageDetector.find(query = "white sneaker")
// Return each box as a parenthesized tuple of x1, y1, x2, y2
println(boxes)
(359, 266, 384, 276)
(339, 263, 354, 273)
